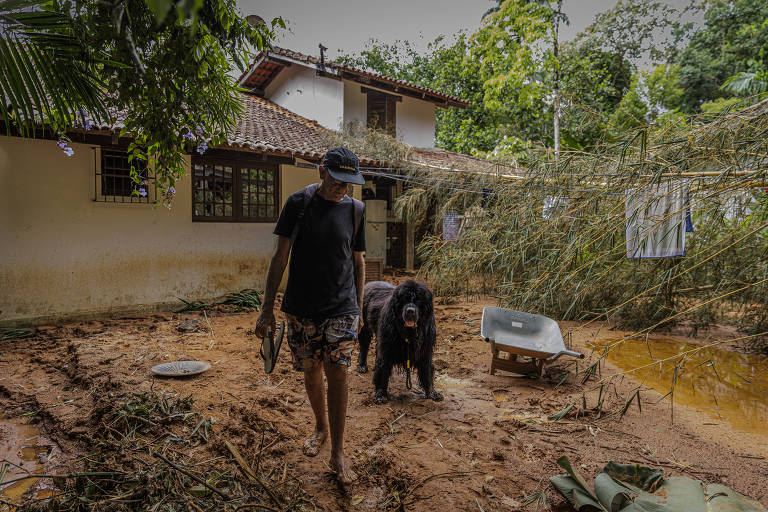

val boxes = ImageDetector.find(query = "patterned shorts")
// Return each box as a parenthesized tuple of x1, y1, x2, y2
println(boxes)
(286, 314, 359, 371)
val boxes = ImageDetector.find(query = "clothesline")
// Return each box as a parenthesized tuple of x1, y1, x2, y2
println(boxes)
(361, 169, 765, 197)
(295, 159, 768, 182)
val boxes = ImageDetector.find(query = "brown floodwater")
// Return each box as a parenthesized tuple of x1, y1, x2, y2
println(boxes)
(0, 418, 57, 508)
(593, 337, 768, 436)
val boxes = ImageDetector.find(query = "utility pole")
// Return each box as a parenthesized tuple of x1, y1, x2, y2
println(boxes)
(552, 0, 562, 159)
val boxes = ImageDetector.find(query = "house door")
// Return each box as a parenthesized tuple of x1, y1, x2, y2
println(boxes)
(387, 222, 406, 268)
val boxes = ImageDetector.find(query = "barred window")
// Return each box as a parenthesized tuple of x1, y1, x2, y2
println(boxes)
(96, 149, 151, 202)
(192, 157, 278, 222)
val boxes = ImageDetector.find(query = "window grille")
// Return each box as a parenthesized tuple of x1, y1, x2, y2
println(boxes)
(240, 166, 276, 220)
(94, 148, 154, 202)
(193, 161, 234, 219)
(192, 157, 279, 222)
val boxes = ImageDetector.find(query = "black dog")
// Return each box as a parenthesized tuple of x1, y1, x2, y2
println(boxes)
(357, 280, 443, 403)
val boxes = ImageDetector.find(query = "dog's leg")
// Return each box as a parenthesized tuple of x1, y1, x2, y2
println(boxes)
(417, 360, 443, 401)
(372, 359, 393, 404)
(356, 327, 372, 374)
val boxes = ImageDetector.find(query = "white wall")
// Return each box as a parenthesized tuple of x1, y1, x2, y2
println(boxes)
(0, 136, 292, 325)
(397, 95, 436, 149)
(342, 79, 367, 128)
(265, 65, 344, 131)
(342, 80, 436, 148)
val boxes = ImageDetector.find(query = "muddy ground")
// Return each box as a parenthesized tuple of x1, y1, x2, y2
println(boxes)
(1, 276, 767, 511)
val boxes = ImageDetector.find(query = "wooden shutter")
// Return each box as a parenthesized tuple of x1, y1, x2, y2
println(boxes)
(385, 95, 396, 136)
(366, 90, 396, 136)
(367, 92, 386, 131)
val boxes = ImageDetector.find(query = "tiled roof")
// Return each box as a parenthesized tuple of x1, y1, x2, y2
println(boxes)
(227, 98, 515, 172)
(409, 148, 518, 174)
(224, 93, 332, 161)
(240, 46, 469, 109)
(88, 95, 500, 172)
(334, 64, 468, 108)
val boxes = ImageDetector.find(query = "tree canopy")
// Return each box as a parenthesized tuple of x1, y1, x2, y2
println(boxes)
(1, 0, 283, 196)
(675, 0, 768, 112)
(340, 0, 768, 157)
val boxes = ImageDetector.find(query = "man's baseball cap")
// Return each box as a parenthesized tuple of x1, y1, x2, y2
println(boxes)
(322, 147, 365, 185)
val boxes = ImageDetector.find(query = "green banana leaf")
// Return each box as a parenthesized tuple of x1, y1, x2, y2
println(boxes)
(550, 457, 765, 512)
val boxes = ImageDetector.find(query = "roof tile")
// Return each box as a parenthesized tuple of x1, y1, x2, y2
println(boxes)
(241, 46, 468, 108)
(225, 94, 332, 160)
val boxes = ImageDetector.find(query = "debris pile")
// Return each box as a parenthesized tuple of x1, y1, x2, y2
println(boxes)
(15, 390, 310, 511)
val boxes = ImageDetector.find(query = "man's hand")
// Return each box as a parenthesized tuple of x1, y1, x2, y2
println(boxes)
(254, 309, 276, 338)
(357, 314, 364, 334)
(255, 235, 290, 339)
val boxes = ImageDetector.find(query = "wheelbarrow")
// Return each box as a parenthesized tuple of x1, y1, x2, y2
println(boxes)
(480, 307, 584, 377)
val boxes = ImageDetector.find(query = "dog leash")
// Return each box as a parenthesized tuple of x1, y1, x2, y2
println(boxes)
(405, 337, 412, 390)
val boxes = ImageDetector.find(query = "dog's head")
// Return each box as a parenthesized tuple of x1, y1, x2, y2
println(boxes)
(391, 280, 433, 330)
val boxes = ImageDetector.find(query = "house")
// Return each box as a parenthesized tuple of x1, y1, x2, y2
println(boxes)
(238, 46, 489, 268)
(238, 46, 468, 145)
(0, 46, 488, 326)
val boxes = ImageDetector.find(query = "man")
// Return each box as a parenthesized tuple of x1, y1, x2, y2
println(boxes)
(254, 147, 365, 485)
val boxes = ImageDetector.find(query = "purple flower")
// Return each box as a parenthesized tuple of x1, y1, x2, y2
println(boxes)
(196, 141, 208, 154)
(168, 186, 176, 194)
(183, 130, 194, 140)
(195, 125, 204, 135)
(84, 119, 93, 131)
(138, 188, 147, 197)
(56, 138, 74, 156)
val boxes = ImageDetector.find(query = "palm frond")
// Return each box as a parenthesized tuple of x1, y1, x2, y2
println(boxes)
(0, 0, 109, 136)
(722, 71, 768, 96)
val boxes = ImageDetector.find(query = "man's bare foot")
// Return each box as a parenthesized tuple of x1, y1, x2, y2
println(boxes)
(329, 456, 357, 485)
(302, 430, 328, 457)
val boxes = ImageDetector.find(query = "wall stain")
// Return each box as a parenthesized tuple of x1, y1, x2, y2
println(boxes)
(1, 253, 271, 325)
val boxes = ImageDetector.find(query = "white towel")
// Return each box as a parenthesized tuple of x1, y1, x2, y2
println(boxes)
(626, 181, 687, 259)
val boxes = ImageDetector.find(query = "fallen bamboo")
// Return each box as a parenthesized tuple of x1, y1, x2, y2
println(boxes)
(224, 440, 284, 508)
(152, 451, 229, 500)
(0, 471, 125, 487)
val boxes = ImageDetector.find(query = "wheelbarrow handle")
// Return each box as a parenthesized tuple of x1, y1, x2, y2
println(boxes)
(547, 350, 584, 362)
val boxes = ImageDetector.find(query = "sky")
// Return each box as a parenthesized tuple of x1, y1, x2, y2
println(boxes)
(236, 0, 700, 62)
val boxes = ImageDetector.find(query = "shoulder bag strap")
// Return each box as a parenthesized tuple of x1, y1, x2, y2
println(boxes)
(290, 183, 319, 245)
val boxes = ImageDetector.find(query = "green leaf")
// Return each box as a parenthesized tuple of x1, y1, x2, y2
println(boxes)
(145, 0, 173, 24)
(550, 456, 605, 511)
(548, 403, 574, 421)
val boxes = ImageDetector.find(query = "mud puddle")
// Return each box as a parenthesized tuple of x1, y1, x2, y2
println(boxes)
(0, 418, 58, 508)
(435, 374, 472, 390)
(597, 337, 768, 436)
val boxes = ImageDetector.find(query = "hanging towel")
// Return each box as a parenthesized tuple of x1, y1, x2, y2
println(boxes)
(626, 181, 687, 259)
(684, 188, 694, 233)
(443, 210, 460, 241)
(685, 208, 694, 232)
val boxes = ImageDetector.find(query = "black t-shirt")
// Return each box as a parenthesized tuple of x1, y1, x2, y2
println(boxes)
(274, 188, 366, 319)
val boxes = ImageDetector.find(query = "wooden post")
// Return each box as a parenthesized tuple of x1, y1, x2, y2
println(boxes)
(405, 222, 415, 271)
